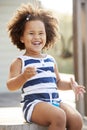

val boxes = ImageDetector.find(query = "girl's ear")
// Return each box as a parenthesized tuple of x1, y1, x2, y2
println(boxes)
(20, 37, 24, 43)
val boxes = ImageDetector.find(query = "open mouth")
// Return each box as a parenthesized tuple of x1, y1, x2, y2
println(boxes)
(33, 42, 41, 46)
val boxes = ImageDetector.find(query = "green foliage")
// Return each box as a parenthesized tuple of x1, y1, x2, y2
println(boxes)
(46, 13, 74, 74)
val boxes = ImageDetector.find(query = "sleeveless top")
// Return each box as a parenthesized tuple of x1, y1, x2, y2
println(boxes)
(18, 55, 61, 105)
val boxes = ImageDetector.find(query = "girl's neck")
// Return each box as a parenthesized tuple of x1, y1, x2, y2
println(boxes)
(24, 51, 45, 58)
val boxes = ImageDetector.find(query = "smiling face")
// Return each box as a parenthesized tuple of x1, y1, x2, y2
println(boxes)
(20, 20, 46, 57)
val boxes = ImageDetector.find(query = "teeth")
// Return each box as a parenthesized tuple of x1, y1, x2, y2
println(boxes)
(33, 42, 40, 45)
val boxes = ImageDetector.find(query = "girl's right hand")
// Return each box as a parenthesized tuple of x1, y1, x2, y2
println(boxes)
(22, 66, 37, 80)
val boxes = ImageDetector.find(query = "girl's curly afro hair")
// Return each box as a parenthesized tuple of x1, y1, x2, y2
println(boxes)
(7, 3, 60, 50)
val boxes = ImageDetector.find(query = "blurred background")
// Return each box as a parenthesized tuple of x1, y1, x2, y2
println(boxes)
(0, 0, 87, 119)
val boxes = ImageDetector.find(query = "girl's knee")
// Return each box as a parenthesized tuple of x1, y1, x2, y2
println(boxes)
(68, 112, 83, 130)
(74, 113, 83, 129)
(52, 109, 66, 127)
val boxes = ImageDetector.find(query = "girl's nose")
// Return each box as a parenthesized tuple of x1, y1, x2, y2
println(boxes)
(34, 34, 40, 39)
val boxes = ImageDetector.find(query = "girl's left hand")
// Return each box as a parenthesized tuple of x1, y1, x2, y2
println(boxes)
(70, 78, 86, 101)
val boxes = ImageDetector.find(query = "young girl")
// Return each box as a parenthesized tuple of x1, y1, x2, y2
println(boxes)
(7, 3, 85, 130)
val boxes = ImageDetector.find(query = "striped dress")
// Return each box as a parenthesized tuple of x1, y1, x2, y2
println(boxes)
(19, 55, 61, 122)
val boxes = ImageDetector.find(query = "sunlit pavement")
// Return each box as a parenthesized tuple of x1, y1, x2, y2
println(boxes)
(0, 107, 25, 125)
(59, 90, 75, 108)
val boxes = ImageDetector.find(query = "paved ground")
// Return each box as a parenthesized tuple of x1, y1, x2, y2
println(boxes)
(0, 92, 21, 107)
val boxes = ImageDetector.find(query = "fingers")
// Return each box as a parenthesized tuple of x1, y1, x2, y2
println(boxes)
(70, 78, 85, 92)
(24, 66, 37, 79)
(79, 86, 86, 93)
(70, 78, 86, 101)
(26, 66, 36, 72)
(70, 78, 78, 87)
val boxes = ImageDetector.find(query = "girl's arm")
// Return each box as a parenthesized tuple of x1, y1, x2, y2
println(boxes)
(7, 58, 36, 91)
(54, 63, 85, 100)
(54, 63, 71, 90)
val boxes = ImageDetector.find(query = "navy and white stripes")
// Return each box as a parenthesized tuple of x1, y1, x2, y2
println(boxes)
(18, 55, 61, 122)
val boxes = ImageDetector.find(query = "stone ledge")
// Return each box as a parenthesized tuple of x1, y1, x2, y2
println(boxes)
(0, 124, 47, 130)
(83, 116, 87, 130)
(0, 107, 47, 130)
(0, 107, 86, 130)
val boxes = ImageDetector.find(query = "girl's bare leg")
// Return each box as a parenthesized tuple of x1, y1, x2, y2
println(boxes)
(31, 102, 66, 130)
(60, 102, 83, 130)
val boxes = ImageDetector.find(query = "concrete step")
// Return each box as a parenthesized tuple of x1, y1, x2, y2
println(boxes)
(0, 107, 47, 130)
(0, 107, 86, 130)
(83, 116, 87, 130)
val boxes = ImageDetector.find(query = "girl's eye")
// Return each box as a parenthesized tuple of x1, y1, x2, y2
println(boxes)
(39, 32, 44, 35)
(29, 32, 34, 35)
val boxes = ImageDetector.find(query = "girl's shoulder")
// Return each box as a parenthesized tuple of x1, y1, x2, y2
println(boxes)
(9, 57, 22, 73)
(17, 55, 29, 60)
(46, 54, 56, 62)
